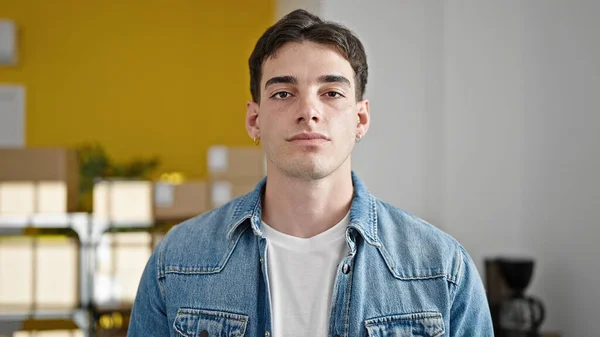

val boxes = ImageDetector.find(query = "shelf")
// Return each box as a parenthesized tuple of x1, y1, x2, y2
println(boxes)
(0, 213, 174, 337)
(0, 214, 173, 236)
(0, 214, 88, 229)
(0, 214, 88, 240)
(0, 309, 84, 321)
(0, 309, 90, 336)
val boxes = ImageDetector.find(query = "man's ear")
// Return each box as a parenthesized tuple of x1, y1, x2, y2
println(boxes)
(246, 101, 260, 140)
(356, 99, 370, 139)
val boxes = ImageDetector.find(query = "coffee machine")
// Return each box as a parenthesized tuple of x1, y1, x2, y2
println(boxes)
(485, 258, 545, 337)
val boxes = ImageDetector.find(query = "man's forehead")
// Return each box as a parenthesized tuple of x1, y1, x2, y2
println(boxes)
(261, 42, 354, 83)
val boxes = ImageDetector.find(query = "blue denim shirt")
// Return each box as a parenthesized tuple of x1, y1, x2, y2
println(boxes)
(128, 173, 493, 336)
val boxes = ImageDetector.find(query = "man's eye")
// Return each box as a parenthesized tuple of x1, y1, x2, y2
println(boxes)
(325, 91, 344, 98)
(272, 92, 291, 99)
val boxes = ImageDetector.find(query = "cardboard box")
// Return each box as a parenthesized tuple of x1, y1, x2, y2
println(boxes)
(93, 180, 154, 226)
(35, 237, 79, 310)
(37, 181, 69, 213)
(115, 244, 150, 304)
(95, 232, 151, 306)
(0, 236, 33, 311)
(207, 146, 266, 180)
(0, 181, 70, 215)
(0, 182, 35, 215)
(209, 178, 261, 209)
(0, 236, 78, 312)
(0, 148, 79, 212)
(154, 181, 209, 221)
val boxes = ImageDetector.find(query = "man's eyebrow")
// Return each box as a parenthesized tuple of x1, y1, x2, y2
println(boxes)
(265, 76, 297, 89)
(318, 75, 351, 87)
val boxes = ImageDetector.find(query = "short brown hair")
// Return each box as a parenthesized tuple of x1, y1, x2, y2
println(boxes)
(248, 9, 368, 103)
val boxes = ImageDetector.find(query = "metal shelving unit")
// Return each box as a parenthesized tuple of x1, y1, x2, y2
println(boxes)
(0, 214, 171, 337)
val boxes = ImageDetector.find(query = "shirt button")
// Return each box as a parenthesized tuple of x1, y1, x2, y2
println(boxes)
(265, 331, 271, 337)
(342, 263, 351, 274)
(200, 331, 209, 337)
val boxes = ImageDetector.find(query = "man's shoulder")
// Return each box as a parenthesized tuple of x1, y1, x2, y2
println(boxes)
(375, 199, 458, 247)
(155, 197, 248, 272)
(374, 199, 465, 283)
(165, 200, 238, 240)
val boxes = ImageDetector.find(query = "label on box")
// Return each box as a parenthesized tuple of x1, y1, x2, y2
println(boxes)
(154, 182, 174, 207)
(93, 274, 114, 305)
(37, 181, 67, 213)
(111, 181, 153, 224)
(211, 181, 233, 207)
(0, 182, 35, 215)
(208, 146, 229, 173)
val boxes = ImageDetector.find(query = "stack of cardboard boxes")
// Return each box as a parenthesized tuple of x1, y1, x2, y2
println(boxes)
(33, 237, 79, 309)
(153, 180, 208, 222)
(0, 148, 80, 314)
(207, 145, 266, 208)
(90, 146, 265, 307)
(94, 232, 152, 307)
(93, 180, 155, 226)
(147, 145, 266, 221)
(92, 178, 210, 226)
(0, 146, 266, 313)
(92, 146, 266, 225)
(0, 235, 79, 313)
(0, 145, 265, 223)
(0, 148, 79, 215)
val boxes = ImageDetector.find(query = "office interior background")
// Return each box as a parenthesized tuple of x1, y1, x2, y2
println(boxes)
(1, 1, 598, 336)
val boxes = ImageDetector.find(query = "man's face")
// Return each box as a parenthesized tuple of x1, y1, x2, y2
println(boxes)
(246, 41, 369, 181)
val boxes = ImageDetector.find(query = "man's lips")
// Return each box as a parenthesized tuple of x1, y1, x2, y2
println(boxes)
(287, 132, 330, 141)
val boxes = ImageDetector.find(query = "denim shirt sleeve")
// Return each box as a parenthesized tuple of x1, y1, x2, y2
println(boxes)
(127, 247, 170, 337)
(449, 246, 494, 336)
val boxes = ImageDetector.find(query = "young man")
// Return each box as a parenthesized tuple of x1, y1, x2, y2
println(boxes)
(128, 9, 493, 337)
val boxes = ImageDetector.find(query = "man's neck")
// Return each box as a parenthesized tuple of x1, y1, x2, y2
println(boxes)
(262, 166, 354, 239)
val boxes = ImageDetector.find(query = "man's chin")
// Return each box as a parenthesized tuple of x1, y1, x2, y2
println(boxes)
(282, 164, 330, 181)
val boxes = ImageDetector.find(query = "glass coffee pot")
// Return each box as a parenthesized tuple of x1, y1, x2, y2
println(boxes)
(497, 258, 545, 337)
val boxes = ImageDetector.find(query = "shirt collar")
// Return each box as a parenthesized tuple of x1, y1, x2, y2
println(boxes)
(226, 171, 380, 247)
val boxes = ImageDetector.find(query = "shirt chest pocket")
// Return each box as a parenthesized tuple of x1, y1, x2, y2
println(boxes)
(173, 308, 249, 337)
(365, 311, 445, 337)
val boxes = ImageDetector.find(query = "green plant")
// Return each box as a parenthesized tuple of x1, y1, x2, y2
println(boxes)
(76, 142, 160, 211)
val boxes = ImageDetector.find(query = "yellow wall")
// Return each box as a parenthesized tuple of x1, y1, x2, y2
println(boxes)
(0, 1, 274, 179)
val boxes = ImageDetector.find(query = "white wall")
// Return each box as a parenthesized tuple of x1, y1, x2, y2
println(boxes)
(322, 1, 445, 226)
(442, 0, 528, 281)
(315, 1, 599, 336)
(519, 1, 600, 333)
(443, 1, 600, 334)
(0, 85, 25, 147)
(275, 0, 320, 19)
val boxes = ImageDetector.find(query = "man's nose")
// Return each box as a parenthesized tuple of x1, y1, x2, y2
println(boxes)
(296, 96, 321, 123)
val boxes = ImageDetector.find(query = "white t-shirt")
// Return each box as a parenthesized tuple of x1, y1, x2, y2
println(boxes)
(261, 213, 350, 337)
